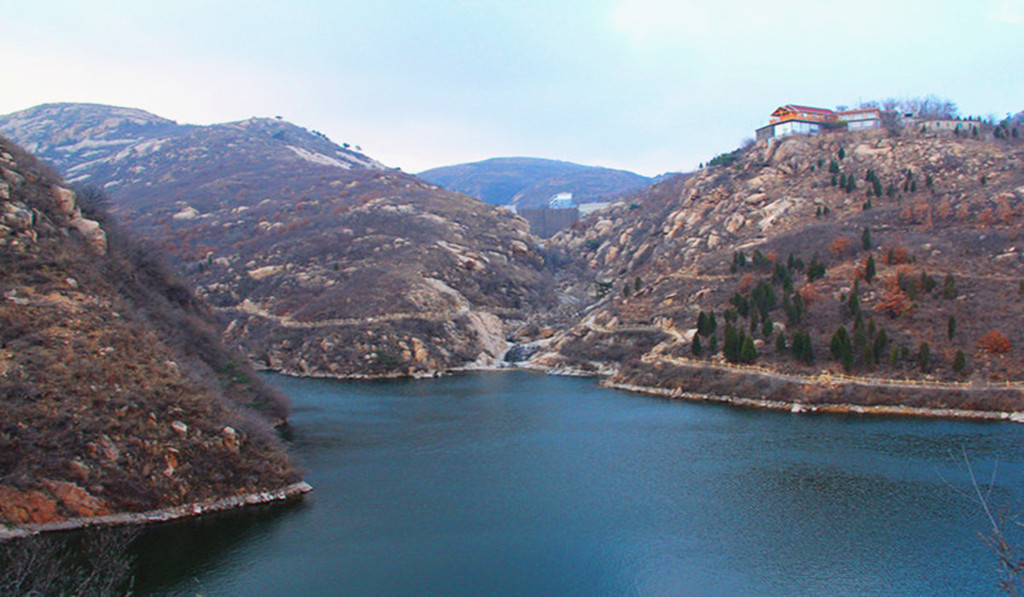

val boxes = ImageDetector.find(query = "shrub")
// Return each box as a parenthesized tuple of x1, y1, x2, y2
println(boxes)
(875, 277, 915, 317)
(978, 331, 1012, 354)
(830, 237, 852, 257)
(942, 273, 956, 299)
(807, 259, 827, 282)
(886, 246, 909, 265)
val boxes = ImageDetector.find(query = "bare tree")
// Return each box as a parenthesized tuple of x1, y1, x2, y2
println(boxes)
(0, 528, 138, 596)
(947, 448, 1024, 596)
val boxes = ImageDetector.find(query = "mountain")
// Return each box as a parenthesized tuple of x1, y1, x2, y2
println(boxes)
(0, 103, 558, 378)
(418, 157, 653, 208)
(0, 135, 299, 527)
(536, 127, 1024, 413)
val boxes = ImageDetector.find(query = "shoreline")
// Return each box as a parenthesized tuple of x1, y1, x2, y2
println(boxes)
(0, 481, 312, 542)
(261, 359, 1024, 423)
(601, 380, 1022, 423)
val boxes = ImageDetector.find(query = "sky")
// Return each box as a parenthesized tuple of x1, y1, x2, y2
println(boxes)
(1, 0, 1022, 177)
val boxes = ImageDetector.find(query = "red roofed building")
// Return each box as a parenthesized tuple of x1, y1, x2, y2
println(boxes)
(756, 104, 882, 141)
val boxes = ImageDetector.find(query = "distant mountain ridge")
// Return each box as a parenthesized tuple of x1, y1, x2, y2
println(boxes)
(418, 157, 653, 208)
(0, 103, 558, 378)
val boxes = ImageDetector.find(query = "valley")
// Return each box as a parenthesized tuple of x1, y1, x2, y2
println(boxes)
(2, 103, 1022, 418)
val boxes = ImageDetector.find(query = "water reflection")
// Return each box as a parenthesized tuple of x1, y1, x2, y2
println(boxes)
(131, 499, 306, 594)
(122, 371, 1023, 595)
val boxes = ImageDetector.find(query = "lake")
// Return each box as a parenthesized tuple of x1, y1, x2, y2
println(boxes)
(131, 371, 1024, 595)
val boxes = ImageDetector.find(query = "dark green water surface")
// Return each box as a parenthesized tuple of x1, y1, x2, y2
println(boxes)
(132, 371, 1024, 595)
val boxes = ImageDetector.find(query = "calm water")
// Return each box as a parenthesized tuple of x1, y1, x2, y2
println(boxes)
(131, 371, 1024, 595)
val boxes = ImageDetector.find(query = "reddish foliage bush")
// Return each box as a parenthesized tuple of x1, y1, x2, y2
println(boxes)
(978, 330, 1012, 354)
(797, 283, 818, 306)
(830, 236, 852, 257)
(738, 273, 755, 294)
(875, 277, 914, 317)
(885, 246, 909, 265)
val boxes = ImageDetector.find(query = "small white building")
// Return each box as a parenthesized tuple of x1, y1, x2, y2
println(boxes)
(549, 192, 574, 209)
(840, 108, 882, 131)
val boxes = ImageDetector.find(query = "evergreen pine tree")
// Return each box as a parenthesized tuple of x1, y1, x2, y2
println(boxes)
(691, 334, 703, 357)
(723, 323, 739, 363)
(865, 254, 876, 283)
(861, 227, 872, 251)
(831, 326, 852, 362)
(847, 281, 861, 317)
(799, 331, 814, 364)
(740, 335, 758, 364)
(947, 315, 956, 340)
(873, 329, 888, 365)
(942, 273, 956, 299)
(952, 349, 966, 373)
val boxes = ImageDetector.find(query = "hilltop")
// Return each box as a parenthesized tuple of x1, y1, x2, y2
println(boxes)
(418, 157, 653, 209)
(0, 135, 300, 528)
(0, 104, 558, 378)
(537, 126, 1024, 414)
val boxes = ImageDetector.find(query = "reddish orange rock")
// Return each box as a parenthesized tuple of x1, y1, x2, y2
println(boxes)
(44, 480, 111, 518)
(0, 485, 60, 523)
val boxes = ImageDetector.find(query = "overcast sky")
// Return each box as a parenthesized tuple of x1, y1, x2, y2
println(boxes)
(2, 0, 1022, 176)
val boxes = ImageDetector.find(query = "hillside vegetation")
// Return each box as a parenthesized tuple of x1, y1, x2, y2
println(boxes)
(0, 104, 558, 378)
(0, 135, 298, 526)
(539, 126, 1024, 412)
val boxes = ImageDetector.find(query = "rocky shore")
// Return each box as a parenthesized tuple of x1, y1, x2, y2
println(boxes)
(0, 482, 312, 541)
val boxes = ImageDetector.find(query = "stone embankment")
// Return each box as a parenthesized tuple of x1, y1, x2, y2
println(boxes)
(603, 380, 1023, 423)
(0, 482, 312, 541)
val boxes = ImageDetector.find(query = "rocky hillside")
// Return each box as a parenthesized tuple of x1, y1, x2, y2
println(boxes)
(538, 126, 1024, 412)
(0, 136, 299, 526)
(418, 157, 653, 209)
(0, 104, 559, 377)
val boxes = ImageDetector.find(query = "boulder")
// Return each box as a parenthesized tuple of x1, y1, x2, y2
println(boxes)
(724, 213, 746, 234)
(70, 214, 107, 255)
(51, 185, 76, 215)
